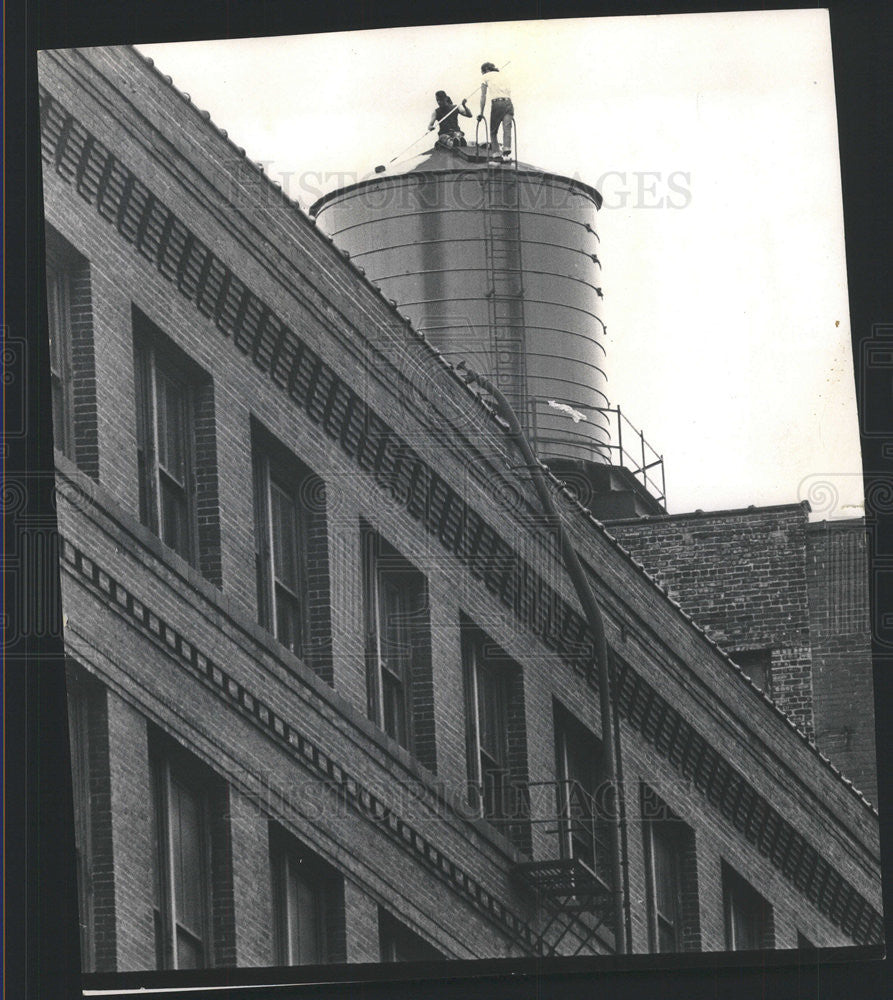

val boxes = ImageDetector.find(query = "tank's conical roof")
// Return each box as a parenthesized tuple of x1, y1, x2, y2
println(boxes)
(310, 144, 602, 215)
(381, 142, 542, 174)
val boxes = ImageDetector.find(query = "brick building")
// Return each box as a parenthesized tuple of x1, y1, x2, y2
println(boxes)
(608, 506, 877, 804)
(38, 44, 882, 977)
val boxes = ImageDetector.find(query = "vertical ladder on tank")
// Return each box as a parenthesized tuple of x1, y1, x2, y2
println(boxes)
(483, 164, 535, 436)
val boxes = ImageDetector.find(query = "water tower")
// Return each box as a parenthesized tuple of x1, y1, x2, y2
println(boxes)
(311, 145, 664, 518)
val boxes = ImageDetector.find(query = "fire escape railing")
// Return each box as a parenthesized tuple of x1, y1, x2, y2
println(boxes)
(476, 778, 617, 955)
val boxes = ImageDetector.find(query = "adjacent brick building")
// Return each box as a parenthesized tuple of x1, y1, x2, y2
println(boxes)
(608, 507, 877, 803)
(39, 44, 882, 978)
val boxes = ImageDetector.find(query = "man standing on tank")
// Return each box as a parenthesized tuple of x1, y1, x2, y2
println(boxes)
(478, 62, 514, 161)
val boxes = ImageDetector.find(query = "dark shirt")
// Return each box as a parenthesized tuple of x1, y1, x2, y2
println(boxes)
(434, 104, 464, 134)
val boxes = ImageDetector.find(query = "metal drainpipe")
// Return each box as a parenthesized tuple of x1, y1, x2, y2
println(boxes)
(611, 673, 634, 949)
(458, 364, 628, 956)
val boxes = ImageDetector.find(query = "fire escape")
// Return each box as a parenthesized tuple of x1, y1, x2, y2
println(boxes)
(513, 779, 616, 956)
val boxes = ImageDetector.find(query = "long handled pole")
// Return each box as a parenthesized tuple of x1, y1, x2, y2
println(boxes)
(374, 62, 512, 172)
(457, 362, 627, 955)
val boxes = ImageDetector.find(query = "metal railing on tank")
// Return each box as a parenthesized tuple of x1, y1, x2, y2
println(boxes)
(601, 404, 666, 508)
(536, 401, 667, 511)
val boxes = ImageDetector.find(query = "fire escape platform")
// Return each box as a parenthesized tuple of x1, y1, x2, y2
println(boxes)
(513, 857, 607, 901)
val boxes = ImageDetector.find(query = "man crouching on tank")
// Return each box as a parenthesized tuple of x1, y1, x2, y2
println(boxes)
(428, 90, 472, 149)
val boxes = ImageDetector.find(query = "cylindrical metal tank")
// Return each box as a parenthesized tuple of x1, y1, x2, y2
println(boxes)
(311, 147, 610, 467)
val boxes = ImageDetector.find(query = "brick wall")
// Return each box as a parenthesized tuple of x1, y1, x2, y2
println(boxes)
(607, 505, 816, 739)
(807, 520, 876, 803)
(104, 691, 155, 970)
(228, 790, 275, 967)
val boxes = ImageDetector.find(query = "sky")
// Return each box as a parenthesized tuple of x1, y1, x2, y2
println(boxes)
(137, 9, 862, 518)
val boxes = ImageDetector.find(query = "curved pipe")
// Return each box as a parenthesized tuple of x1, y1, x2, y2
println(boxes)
(456, 361, 627, 955)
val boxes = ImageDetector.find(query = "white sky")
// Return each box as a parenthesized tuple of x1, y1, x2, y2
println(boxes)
(137, 9, 863, 518)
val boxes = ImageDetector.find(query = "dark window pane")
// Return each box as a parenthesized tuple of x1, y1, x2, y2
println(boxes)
(658, 919, 676, 953)
(477, 666, 505, 764)
(46, 262, 75, 457)
(649, 822, 680, 952)
(288, 862, 323, 964)
(273, 843, 329, 966)
(156, 367, 187, 483)
(171, 777, 205, 942)
(134, 348, 153, 528)
(154, 911, 165, 970)
(382, 671, 408, 746)
(732, 649, 772, 694)
(364, 535, 431, 759)
(379, 912, 441, 963)
(464, 630, 521, 831)
(275, 585, 303, 655)
(160, 474, 190, 560)
(46, 264, 65, 376)
(565, 739, 595, 795)
(378, 575, 410, 679)
(270, 479, 300, 592)
(52, 379, 66, 453)
(653, 829, 676, 915)
(481, 761, 510, 820)
(253, 453, 272, 629)
(175, 930, 202, 969)
(67, 674, 94, 971)
(255, 445, 321, 664)
(724, 868, 769, 951)
(377, 572, 411, 745)
(150, 760, 166, 964)
(555, 711, 608, 882)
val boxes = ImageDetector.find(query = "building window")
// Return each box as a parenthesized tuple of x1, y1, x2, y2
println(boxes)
(150, 748, 214, 970)
(46, 255, 76, 458)
(644, 818, 680, 952)
(640, 786, 700, 953)
(135, 338, 195, 563)
(462, 621, 529, 849)
(270, 827, 345, 966)
(252, 425, 331, 676)
(731, 648, 772, 695)
(362, 528, 435, 769)
(378, 909, 442, 962)
(66, 665, 95, 971)
(44, 227, 98, 475)
(553, 704, 611, 886)
(133, 310, 222, 584)
(723, 862, 774, 951)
